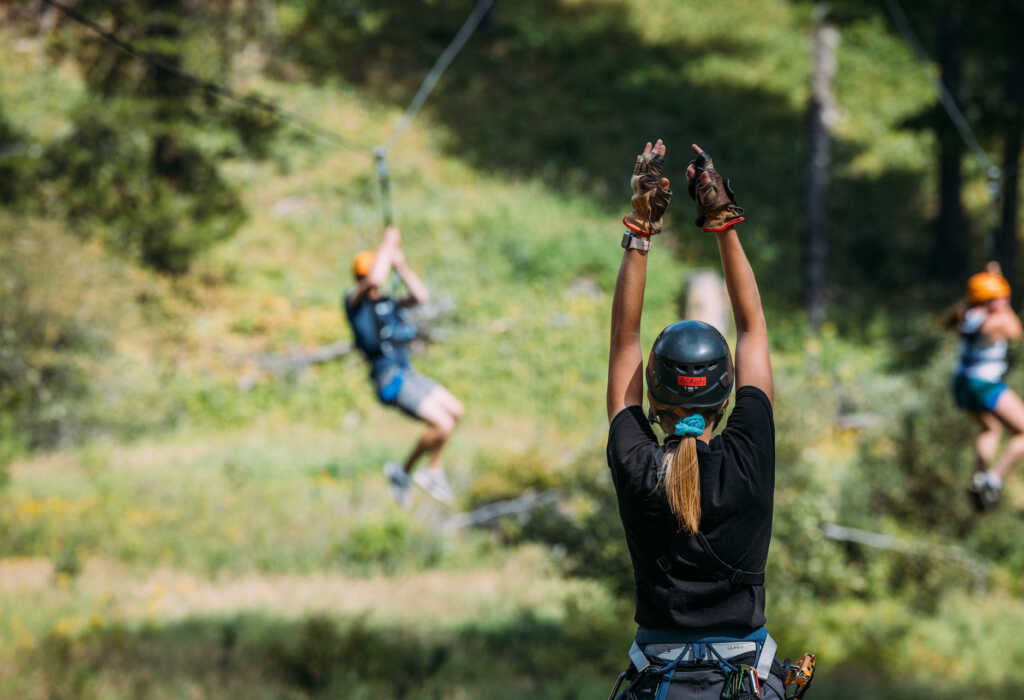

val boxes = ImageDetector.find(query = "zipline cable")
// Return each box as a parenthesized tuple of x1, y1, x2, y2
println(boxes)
(379, 0, 495, 157)
(373, 0, 495, 226)
(374, 146, 394, 226)
(38, 0, 361, 151)
(885, 0, 1001, 198)
(44, 0, 494, 238)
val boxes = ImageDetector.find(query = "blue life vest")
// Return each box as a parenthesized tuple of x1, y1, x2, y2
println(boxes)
(344, 292, 418, 380)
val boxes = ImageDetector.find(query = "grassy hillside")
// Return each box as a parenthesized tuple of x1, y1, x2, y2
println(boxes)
(3, 1, 1024, 698)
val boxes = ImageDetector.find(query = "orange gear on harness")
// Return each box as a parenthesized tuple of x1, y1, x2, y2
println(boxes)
(967, 272, 1011, 304)
(352, 251, 375, 279)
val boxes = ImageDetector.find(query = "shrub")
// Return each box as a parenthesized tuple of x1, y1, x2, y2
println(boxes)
(44, 111, 245, 274)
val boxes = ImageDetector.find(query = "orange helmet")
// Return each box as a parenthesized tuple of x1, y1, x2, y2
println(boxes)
(967, 271, 1011, 304)
(352, 251, 375, 279)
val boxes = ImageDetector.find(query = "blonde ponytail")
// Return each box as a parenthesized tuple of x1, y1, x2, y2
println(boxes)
(662, 436, 701, 532)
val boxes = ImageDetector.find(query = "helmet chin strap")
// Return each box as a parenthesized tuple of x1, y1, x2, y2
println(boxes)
(647, 405, 680, 429)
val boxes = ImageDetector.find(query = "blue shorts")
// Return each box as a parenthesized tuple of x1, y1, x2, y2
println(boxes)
(952, 373, 1007, 413)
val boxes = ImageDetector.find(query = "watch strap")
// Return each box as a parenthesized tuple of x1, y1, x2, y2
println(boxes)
(621, 232, 652, 251)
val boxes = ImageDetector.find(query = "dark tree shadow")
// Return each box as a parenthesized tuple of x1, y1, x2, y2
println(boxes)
(285, 0, 935, 322)
(22, 610, 1021, 699)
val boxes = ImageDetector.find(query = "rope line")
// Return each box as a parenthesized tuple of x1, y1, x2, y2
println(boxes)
(884, 0, 1001, 197)
(372, 0, 494, 227)
(44, 0, 495, 229)
(39, 0, 360, 150)
(379, 0, 495, 156)
(822, 522, 989, 589)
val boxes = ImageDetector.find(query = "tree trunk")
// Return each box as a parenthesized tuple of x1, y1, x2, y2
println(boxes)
(995, 34, 1024, 296)
(931, 4, 969, 281)
(995, 110, 1022, 290)
(805, 6, 838, 331)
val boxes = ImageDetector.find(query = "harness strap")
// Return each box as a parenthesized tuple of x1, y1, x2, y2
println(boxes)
(628, 641, 651, 672)
(653, 656, 684, 700)
(696, 532, 765, 586)
(756, 634, 777, 682)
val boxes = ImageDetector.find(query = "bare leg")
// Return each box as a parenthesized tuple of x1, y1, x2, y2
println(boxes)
(974, 411, 1003, 473)
(431, 385, 465, 421)
(989, 389, 1024, 480)
(403, 387, 460, 473)
(425, 386, 463, 469)
(403, 423, 450, 473)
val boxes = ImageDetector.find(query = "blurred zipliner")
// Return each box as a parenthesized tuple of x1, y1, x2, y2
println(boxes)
(946, 263, 1024, 512)
(350, 0, 491, 506)
(345, 228, 464, 507)
(42, 0, 493, 506)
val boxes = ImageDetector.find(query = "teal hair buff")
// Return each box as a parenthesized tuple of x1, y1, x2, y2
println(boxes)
(674, 414, 706, 437)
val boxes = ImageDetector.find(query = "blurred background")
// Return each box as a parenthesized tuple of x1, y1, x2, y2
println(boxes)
(2, 0, 1024, 698)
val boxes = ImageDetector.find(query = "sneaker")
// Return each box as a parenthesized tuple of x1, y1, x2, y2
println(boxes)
(383, 462, 411, 508)
(413, 468, 455, 505)
(968, 472, 1001, 512)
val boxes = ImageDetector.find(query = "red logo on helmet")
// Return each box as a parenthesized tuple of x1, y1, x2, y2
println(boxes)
(677, 376, 707, 387)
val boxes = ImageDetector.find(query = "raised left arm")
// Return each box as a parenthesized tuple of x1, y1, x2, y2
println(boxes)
(393, 247, 430, 306)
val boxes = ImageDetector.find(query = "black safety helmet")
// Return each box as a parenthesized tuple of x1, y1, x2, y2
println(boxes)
(646, 321, 734, 409)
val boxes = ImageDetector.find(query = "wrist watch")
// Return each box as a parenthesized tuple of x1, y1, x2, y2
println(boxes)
(621, 232, 651, 252)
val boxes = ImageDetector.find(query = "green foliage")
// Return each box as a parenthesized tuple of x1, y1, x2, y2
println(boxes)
(0, 228, 98, 450)
(43, 107, 246, 274)
(0, 106, 40, 206)
(462, 448, 563, 507)
(0, 0, 289, 274)
(51, 542, 83, 580)
(336, 517, 444, 574)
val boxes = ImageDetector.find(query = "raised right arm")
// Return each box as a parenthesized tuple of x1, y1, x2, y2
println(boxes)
(607, 138, 671, 421)
(982, 305, 1023, 341)
(717, 226, 773, 403)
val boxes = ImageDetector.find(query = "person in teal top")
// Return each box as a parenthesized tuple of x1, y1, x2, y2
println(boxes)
(949, 262, 1024, 510)
(345, 226, 464, 506)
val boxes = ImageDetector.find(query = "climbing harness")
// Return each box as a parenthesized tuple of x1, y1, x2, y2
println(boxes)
(610, 633, 817, 699)
(609, 628, 780, 700)
(345, 295, 417, 368)
(957, 307, 1009, 383)
(608, 529, 779, 699)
